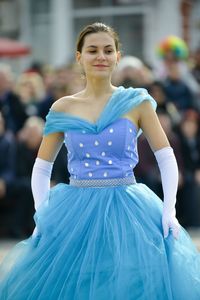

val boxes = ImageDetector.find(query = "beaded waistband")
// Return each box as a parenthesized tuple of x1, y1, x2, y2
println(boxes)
(69, 176, 136, 187)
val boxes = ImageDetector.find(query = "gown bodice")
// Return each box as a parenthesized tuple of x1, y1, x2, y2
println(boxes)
(64, 118, 138, 180)
(43, 86, 157, 183)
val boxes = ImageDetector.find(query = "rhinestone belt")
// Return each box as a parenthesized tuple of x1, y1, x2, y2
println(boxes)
(69, 176, 136, 187)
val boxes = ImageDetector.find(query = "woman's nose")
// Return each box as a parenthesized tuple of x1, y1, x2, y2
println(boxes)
(97, 51, 106, 60)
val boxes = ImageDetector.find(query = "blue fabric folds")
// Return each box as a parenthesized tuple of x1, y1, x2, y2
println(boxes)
(43, 86, 157, 136)
(0, 86, 200, 299)
(0, 184, 200, 299)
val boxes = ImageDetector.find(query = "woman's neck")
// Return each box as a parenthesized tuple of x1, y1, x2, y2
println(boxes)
(83, 77, 116, 99)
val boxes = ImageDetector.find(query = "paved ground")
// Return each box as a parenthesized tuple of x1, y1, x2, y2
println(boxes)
(0, 228, 200, 263)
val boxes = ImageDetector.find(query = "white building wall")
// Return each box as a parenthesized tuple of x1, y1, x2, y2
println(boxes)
(190, 0, 200, 52)
(17, 0, 200, 69)
(50, 0, 74, 66)
(144, 0, 182, 67)
(50, 0, 184, 67)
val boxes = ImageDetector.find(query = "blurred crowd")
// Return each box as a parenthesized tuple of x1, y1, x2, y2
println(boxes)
(0, 45, 200, 238)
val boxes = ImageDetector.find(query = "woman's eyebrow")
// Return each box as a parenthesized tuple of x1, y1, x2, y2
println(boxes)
(86, 45, 114, 48)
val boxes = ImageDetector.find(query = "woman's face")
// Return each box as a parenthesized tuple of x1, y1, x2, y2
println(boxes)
(181, 120, 198, 138)
(76, 32, 120, 79)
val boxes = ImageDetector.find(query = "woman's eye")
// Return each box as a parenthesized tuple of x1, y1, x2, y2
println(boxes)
(105, 50, 113, 54)
(88, 49, 113, 54)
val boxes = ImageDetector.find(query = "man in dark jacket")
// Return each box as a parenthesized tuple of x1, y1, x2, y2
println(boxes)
(0, 67, 27, 134)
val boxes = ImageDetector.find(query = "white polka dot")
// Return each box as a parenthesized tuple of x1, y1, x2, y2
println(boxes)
(74, 175, 77, 179)
(88, 172, 93, 177)
(109, 128, 114, 133)
(130, 164, 133, 168)
(79, 143, 84, 147)
(108, 141, 112, 146)
(131, 153, 133, 158)
(82, 130, 86, 134)
(129, 128, 133, 133)
(86, 153, 90, 158)
(101, 152, 106, 156)
(96, 160, 100, 165)
(128, 146, 131, 150)
(68, 150, 71, 154)
(71, 168, 74, 172)
(85, 162, 89, 167)
(94, 140, 99, 146)
(108, 160, 112, 164)
(103, 172, 108, 177)
(65, 133, 68, 137)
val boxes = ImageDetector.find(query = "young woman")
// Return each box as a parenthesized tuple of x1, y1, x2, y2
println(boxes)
(0, 22, 200, 300)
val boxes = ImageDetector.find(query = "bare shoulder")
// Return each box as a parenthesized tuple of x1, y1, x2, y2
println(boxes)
(137, 100, 156, 119)
(51, 96, 73, 113)
(137, 100, 158, 126)
(138, 100, 153, 111)
(51, 91, 84, 113)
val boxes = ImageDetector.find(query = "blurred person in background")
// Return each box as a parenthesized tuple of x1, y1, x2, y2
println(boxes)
(148, 81, 168, 112)
(0, 112, 16, 237)
(0, 64, 27, 134)
(163, 63, 194, 111)
(192, 46, 200, 85)
(155, 36, 200, 110)
(25, 61, 44, 77)
(176, 109, 200, 227)
(148, 80, 181, 125)
(15, 72, 46, 117)
(37, 65, 57, 120)
(112, 55, 154, 88)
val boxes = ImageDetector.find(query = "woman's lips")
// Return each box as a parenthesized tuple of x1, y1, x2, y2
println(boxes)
(93, 64, 108, 67)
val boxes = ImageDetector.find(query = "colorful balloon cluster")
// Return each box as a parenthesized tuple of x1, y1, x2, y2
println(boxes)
(157, 35, 189, 60)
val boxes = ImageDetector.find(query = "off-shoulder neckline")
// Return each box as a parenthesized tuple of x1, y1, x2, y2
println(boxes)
(49, 86, 124, 126)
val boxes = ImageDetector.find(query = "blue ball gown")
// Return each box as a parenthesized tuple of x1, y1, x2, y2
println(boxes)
(0, 86, 200, 300)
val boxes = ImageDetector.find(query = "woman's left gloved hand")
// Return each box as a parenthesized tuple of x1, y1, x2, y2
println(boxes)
(162, 208, 180, 239)
(154, 146, 181, 239)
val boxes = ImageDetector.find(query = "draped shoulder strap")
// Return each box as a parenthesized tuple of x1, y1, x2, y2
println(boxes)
(43, 110, 96, 136)
(98, 86, 157, 132)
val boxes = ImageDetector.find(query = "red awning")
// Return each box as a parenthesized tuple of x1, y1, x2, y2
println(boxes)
(0, 38, 31, 58)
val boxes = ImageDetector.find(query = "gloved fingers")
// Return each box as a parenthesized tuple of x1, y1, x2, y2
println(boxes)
(162, 222, 169, 239)
(162, 220, 181, 240)
(171, 222, 181, 239)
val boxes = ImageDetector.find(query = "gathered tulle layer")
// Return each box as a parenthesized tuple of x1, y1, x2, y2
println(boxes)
(0, 183, 200, 300)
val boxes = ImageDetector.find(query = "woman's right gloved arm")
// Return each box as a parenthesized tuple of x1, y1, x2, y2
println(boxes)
(31, 157, 53, 238)
(31, 157, 53, 211)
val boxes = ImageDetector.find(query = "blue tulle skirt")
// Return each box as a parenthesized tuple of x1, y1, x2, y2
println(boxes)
(0, 183, 200, 300)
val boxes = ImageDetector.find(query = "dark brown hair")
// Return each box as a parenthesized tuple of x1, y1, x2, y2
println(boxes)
(76, 22, 120, 53)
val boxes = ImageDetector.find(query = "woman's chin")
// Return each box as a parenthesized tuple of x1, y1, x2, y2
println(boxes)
(88, 71, 112, 79)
